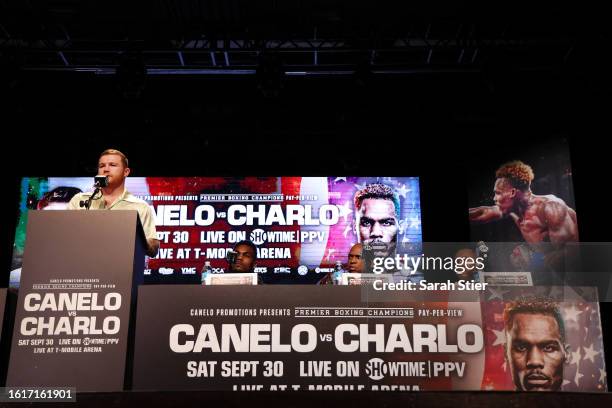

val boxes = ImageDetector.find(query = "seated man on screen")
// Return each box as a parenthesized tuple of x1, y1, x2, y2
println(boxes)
(454, 248, 480, 282)
(67, 148, 159, 258)
(347, 243, 366, 274)
(227, 240, 257, 273)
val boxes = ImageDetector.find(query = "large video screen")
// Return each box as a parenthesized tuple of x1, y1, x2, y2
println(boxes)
(10, 176, 421, 285)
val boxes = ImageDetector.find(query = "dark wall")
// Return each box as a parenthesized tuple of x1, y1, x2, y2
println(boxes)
(1, 67, 597, 247)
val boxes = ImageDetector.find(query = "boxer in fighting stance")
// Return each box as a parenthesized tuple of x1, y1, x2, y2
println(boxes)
(469, 161, 578, 269)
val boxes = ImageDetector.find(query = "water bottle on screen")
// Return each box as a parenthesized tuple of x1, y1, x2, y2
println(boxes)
(201, 261, 212, 285)
(333, 260, 345, 285)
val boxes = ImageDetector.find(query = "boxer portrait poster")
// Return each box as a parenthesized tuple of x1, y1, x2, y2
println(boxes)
(467, 138, 579, 282)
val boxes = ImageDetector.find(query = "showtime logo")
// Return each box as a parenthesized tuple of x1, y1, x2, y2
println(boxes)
(250, 229, 266, 245)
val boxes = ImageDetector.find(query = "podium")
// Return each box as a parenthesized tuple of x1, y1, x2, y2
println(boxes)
(6, 211, 146, 392)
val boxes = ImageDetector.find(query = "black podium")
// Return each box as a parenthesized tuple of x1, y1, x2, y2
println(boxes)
(6, 211, 146, 392)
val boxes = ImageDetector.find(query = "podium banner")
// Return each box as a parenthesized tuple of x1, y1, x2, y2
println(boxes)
(133, 285, 606, 392)
(6, 211, 144, 392)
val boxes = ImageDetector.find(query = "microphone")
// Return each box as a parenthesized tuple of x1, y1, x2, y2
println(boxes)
(80, 176, 108, 209)
(226, 249, 237, 265)
(94, 175, 109, 188)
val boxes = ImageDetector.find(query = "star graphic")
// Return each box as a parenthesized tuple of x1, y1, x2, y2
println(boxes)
(574, 370, 584, 386)
(334, 177, 347, 183)
(583, 343, 600, 363)
(599, 368, 607, 384)
(343, 224, 352, 238)
(337, 201, 353, 222)
(564, 305, 583, 323)
(570, 349, 581, 366)
(396, 184, 410, 199)
(489, 328, 506, 347)
(487, 287, 508, 301)
(325, 248, 336, 262)
(409, 216, 421, 229)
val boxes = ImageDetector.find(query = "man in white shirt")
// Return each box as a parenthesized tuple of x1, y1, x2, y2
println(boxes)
(67, 149, 159, 257)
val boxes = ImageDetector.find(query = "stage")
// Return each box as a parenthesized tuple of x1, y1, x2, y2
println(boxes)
(3, 391, 612, 408)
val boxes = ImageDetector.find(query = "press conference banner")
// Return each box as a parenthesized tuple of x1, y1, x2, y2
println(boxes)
(132, 286, 607, 392)
(10, 177, 421, 286)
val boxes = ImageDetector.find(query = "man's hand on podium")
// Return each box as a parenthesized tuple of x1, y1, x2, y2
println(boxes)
(146, 238, 160, 258)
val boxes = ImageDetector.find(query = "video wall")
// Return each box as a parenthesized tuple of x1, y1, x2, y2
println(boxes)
(10, 176, 421, 286)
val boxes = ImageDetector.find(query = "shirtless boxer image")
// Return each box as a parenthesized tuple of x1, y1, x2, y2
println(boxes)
(469, 161, 578, 270)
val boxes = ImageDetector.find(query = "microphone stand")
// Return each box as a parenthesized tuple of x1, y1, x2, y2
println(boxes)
(81, 187, 103, 210)
(79, 176, 108, 209)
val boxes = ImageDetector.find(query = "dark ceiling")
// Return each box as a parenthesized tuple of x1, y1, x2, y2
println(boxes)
(2, 1, 609, 75)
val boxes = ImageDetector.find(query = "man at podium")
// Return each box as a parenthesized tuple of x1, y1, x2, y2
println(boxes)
(67, 148, 159, 257)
